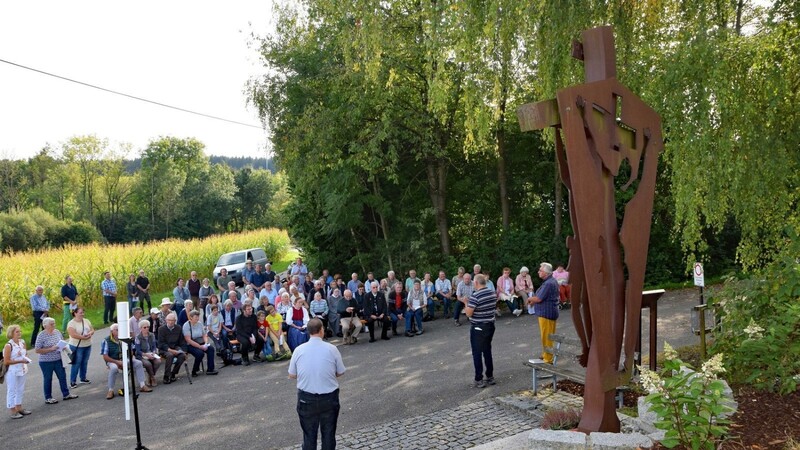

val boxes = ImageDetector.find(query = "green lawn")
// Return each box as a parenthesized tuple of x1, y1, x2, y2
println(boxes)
(1, 248, 299, 349)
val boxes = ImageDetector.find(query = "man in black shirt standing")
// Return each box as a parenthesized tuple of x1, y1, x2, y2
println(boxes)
(136, 270, 151, 311)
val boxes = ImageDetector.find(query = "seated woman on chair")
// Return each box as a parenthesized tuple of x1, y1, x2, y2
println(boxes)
(182, 311, 218, 377)
(135, 319, 161, 387)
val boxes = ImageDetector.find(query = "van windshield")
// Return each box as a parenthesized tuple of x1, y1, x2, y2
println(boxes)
(217, 253, 245, 266)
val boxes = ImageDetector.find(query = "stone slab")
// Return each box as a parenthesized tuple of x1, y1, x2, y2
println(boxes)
(588, 432, 653, 449)
(528, 429, 587, 449)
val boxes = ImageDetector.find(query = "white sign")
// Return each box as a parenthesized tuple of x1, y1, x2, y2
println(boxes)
(693, 262, 705, 287)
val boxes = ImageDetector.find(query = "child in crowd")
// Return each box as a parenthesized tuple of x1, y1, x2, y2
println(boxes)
(266, 305, 292, 360)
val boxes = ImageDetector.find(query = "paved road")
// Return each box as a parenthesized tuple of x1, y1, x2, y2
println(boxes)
(1, 289, 702, 449)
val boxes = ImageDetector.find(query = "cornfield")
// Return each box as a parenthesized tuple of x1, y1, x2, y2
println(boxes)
(0, 228, 290, 322)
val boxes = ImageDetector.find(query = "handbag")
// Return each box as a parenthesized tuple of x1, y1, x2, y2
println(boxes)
(0, 344, 9, 384)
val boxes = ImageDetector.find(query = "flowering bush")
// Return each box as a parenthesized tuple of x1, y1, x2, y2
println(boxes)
(639, 343, 732, 449)
(709, 232, 800, 394)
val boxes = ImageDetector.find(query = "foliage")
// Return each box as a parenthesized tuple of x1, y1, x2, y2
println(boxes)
(639, 344, 732, 449)
(0, 208, 102, 253)
(541, 408, 581, 430)
(0, 228, 290, 323)
(708, 227, 800, 394)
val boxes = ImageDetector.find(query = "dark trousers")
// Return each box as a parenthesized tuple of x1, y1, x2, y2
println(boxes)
(297, 389, 340, 450)
(367, 316, 390, 340)
(239, 334, 265, 361)
(103, 296, 116, 323)
(161, 351, 186, 379)
(469, 321, 495, 382)
(32, 311, 46, 345)
(453, 300, 464, 320)
(187, 345, 215, 372)
(140, 292, 152, 311)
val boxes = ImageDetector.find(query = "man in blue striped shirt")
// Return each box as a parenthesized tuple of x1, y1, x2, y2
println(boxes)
(526, 262, 560, 364)
(30, 285, 49, 345)
(463, 274, 497, 388)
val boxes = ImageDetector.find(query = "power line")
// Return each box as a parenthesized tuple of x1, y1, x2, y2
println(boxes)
(0, 57, 264, 129)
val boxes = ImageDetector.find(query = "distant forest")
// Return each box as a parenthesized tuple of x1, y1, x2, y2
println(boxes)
(124, 156, 277, 173)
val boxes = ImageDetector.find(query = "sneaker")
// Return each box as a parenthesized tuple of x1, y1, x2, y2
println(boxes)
(243, 360, 251, 366)
(454, 320, 462, 327)
(486, 377, 496, 385)
(19, 409, 32, 415)
(381, 336, 391, 341)
(472, 380, 487, 388)
(495, 308, 502, 316)
(416, 329, 423, 335)
(191, 371, 199, 377)
(70, 383, 78, 389)
(10, 412, 23, 419)
(369, 338, 376, 343)
(63, 394, 78, 401)
(117, 389, 125, 396)
(513, 309, 522, 317)
(264, 354, 275, 362)
(163, 378, 172, 385)
(79, 379, 91, 385)
(364, 326, 369, 333)
(206, 370, 219, 375)
(139, 386, 153, 393)
(45, 398, 59, 404)
(106, 390, 114, 400)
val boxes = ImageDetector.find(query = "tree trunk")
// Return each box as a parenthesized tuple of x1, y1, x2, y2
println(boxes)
(497, 119, 510, 230)
(426, 160, 451, 256)
(372, 178, 394, 271)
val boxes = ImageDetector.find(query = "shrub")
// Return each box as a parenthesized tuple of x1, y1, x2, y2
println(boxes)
(708, 228, 800, 394)
(639, 344, 732, 449)
(541, 408, 581, 430)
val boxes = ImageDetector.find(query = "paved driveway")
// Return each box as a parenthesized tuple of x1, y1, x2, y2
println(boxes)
(1, 288, 702, 449)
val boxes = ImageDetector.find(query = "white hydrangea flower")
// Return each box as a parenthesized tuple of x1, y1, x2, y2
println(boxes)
(700, 353, 726, 380)
(663, 341, 678, 360)
(743, 319, 764, 339)
(638, 365, 663, 394)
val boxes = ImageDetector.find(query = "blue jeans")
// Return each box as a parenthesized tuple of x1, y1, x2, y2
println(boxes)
(69, 345, 91, 383)
(405, 308, 423, 332)
(425, 299, 435, 318)
(470, 322, 495, 382)
(297, 389, 340, 450)
(40, 360, 70, 399)
(436, 293, 452, 317)
(389, 312, 404, 333)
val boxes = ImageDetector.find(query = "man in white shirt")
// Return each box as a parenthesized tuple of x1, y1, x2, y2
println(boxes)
(288, 318, 346, 450)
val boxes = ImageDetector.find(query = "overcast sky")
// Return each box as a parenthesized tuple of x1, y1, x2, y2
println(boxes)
(0, 1, 274, 160)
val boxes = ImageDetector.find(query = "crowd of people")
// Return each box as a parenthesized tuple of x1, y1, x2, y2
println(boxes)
(4, 256, 568, 422)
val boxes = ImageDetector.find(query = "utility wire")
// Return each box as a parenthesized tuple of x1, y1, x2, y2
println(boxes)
(0, 57, 263, 129)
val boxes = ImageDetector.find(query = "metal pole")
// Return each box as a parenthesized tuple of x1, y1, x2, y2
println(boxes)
(121, 338, 149, 450)
(697, 306, 707, 360)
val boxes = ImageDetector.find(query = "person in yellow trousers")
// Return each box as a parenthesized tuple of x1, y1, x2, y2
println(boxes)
(526, 262, 560, 364)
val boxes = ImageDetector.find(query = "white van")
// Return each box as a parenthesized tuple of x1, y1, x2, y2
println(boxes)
(213, 248, 269, 287)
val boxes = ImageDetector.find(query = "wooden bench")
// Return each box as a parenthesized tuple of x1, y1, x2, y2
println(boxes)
(523, 333, 628, 408)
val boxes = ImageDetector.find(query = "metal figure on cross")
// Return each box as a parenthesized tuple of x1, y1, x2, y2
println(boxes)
(517, 26, 664, 433)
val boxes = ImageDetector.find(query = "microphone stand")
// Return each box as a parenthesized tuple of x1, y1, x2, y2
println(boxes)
(119, 337, 148, 450)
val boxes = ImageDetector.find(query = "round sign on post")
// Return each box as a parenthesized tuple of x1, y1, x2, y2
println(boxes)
(693, 262, 705, 287)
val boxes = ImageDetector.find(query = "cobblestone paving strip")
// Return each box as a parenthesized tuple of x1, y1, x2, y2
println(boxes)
(280, 399, 541, 450)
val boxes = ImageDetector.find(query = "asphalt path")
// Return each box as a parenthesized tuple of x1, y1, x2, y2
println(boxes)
(1, 288, 702, 450)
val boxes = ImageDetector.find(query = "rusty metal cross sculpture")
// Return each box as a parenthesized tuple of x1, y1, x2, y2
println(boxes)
(517, 26, 663, 433)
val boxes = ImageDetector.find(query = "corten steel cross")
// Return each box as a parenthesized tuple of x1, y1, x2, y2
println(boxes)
(517, 26, 663, 433)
